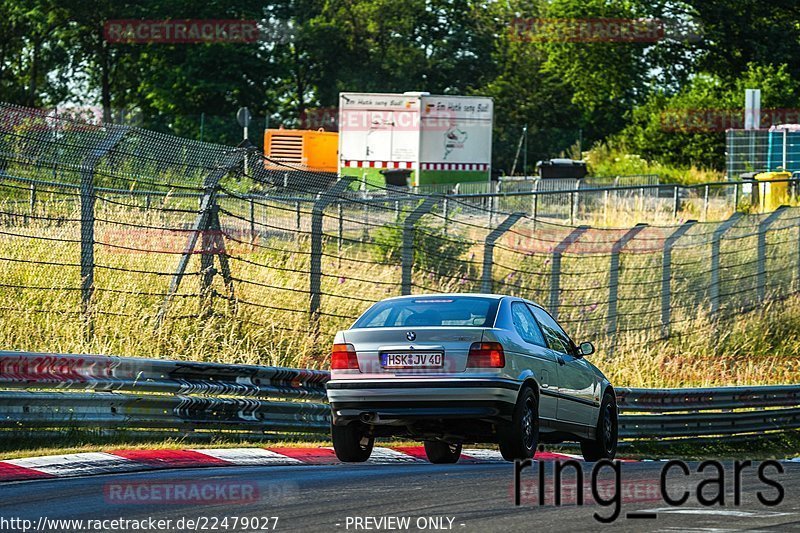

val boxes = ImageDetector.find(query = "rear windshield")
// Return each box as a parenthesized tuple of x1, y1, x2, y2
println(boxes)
(353, 297, 499, 328)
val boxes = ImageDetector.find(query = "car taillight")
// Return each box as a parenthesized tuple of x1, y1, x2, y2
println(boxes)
(467, 342, 505, 368)
(331, 343, 359, 370)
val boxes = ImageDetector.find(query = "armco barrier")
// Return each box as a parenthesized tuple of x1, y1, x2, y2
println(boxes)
(1, 351, 798, 442)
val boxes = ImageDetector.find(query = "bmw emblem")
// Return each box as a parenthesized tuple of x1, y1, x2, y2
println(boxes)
(406, 331, 416, 341)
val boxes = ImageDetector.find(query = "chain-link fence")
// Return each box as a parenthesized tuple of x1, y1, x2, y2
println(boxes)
(727, 128, 800, 178)
(1, 102, 800, 365)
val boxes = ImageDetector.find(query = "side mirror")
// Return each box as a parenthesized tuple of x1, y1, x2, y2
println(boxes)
(578, 341, 595, 357)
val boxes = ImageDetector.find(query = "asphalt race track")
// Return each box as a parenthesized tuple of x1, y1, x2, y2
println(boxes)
(1, 460, 798, 532)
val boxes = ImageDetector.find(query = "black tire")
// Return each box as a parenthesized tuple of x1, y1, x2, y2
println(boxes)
(581, 391, 618, 462)
(331, 422, 374, 462)
(498, 387, 539, 461)
(424, 440, 462, 464)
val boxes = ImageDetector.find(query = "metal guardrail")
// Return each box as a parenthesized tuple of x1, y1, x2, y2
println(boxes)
(616, 386, 800, 440)
(0, 351, 330, 435)
(1, 351, 798, 443)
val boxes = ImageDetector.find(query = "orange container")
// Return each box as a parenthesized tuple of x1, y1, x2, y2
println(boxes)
(264, 128, 338, 173)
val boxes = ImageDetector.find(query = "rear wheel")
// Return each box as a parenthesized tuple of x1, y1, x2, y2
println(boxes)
(580, 392, 618, 461)
(498, 387, 539, 461)
(424, 440, 462, 464)
(331, 422, 374, 462)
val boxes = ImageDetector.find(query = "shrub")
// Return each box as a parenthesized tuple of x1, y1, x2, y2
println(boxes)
(371, 214, 472, 279)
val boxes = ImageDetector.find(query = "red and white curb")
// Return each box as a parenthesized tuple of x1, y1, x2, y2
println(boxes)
(0, 447, 583, 482)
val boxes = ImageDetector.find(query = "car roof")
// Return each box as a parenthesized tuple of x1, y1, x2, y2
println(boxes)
(380, 293, 549, 310)
(379, 293, 507, 302)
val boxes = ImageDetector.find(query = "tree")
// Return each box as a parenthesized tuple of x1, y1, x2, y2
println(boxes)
(477, 0, 581, 172)
(619, 63, 800, 169)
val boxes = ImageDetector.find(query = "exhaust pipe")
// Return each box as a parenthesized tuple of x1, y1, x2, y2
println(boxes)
(359, 412, 378, 424)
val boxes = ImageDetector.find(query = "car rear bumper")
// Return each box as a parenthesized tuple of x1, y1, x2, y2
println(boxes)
(327, 378, 520, 425)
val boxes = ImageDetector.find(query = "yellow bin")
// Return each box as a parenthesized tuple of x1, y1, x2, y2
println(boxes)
(755, 171, 791, 212)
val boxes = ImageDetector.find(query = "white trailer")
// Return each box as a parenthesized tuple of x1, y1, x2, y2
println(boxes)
(338, 92, 493, 187)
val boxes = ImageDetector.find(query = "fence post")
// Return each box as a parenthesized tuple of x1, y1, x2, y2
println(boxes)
(80, 126, 129, 341)
(606, 223, 647, 337)
(362, 195, 370, 242)
(549, 225, 590, 320)
(443, 197, 449, 235)
(296, 200, 301, 230)
(310, 178, 354, 319)
(401, 196, 439, 295)
(733, 182, 740, 212)
(249, 196, 256, 244)
(157, 150, 246, 327)
(570, 181, 579, 225)
(757, 206, 788, 303)
(710, 212, 743, 314)
(481, 212, 525, 293)
(29, 182, 35, 216)
(199, 191, 217, 310)
(661, 220, 696, 338)
(337, 202, 343, 252)
(673, 185, 679, 218)
(703, 184, 710, 221)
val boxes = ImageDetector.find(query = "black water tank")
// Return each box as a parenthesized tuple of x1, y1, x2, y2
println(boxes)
(536, 158, 588, 179)
(380, 168, 413, 187)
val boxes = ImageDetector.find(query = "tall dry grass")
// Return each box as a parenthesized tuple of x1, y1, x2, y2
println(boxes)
(0, 189, 799, 389)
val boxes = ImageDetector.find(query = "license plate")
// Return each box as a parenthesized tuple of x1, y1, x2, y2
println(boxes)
(380, 352, 443, 369)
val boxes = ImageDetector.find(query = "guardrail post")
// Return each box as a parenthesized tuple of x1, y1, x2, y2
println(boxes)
(481, 212, 525, 293)
(80, 126, 129, 341)
(549, 225, 590, 319)
(710, 212, 743, 314)
(757, 206, 788, 302)
(661, 220, 696, 338)
(310, 178, 354, 318)
(401, 196, 439, 295)
(607, 223, 647, 337)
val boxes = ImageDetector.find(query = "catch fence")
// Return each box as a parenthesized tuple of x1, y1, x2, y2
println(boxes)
(1, 103, 799, 364)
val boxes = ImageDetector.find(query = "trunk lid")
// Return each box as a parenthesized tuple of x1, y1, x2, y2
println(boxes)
(341, 326, 485, 378)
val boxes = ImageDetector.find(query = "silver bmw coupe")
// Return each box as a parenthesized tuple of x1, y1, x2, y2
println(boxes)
(326, 294, 617, 464)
